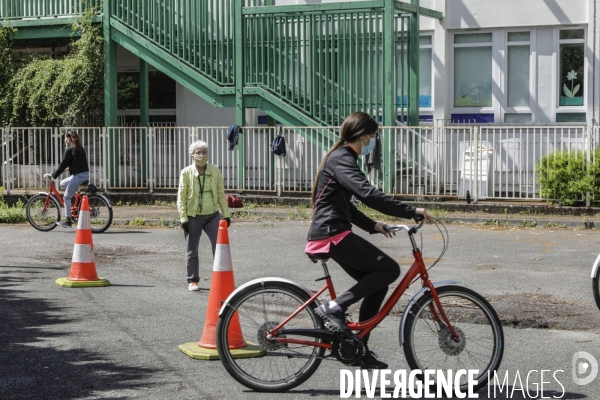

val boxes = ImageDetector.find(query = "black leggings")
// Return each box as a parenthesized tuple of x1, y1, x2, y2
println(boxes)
(328, 232, 400, 342)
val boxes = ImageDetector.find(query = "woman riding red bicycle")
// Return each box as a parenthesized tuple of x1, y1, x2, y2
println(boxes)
(306, 111, 433, 369)
(43, 130, 89, 228)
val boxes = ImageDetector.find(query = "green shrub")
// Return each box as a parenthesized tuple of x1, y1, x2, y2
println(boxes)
(537, 149, 600, 205)
(0, 199, 27, 223)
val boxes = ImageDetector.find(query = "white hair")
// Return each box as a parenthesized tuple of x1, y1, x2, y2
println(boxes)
(189, 140, 208, 156)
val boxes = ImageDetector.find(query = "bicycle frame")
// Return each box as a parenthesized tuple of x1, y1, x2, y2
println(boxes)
(269, 227, 460, 349)
(45, 181, 81, 217)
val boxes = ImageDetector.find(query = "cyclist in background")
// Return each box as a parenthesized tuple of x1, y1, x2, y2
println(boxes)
(43, 130, 89, 228)
(305, 111, 432, 369)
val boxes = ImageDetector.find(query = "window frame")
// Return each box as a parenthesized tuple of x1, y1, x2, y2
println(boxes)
(395, 32, 434, 114)
(450, 30, 495, 118)
(554, 26, 587, 124)
(501, 29, 535, 125)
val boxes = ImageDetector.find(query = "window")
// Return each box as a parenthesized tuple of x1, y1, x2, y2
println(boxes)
(396, 35, 433, 110)
(558, 29, 585, 107)
(504, 113, 532, 123)
(419, 36, 433, 108)
(506, 32, 530, 108)
(453, 33, 493, 108)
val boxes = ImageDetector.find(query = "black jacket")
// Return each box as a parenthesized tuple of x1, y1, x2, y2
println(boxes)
(307, 146, 416, 240)
(52, 146, 89, 179)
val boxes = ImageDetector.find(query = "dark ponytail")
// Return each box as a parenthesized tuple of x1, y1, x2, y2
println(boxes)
(310, 112, 379, 204)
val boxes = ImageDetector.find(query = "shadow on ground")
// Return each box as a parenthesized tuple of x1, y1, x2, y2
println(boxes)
(0, 265, 158, 399)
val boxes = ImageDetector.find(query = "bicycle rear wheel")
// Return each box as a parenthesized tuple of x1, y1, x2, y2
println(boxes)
(403, 285, 504, 394)
(26, 194, 60, 231)
(82, 194, 113, 233)
(216, 281, 325, 392)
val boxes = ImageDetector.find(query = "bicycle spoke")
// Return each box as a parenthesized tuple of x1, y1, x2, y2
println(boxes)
(218, 285, 324, 391)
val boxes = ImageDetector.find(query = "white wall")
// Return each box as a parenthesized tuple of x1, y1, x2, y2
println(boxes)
(443, 0, 587, 29)
(176, 85, 236, 126)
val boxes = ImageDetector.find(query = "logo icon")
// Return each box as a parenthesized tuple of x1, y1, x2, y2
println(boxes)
(572, 351, 598, 386)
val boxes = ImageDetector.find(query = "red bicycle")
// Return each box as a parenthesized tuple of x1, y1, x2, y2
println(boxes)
(25, 180, 113, 233)
(216, 219, 504, 393)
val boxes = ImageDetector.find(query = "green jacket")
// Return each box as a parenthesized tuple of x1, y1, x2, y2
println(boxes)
(177, 163, 230, 223)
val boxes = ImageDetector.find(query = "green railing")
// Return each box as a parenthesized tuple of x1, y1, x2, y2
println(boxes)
(244, 10, 410, 126)
(109, 0, 414, 127)
(111, 0, 244, 86)
(0, 0, 101, 19)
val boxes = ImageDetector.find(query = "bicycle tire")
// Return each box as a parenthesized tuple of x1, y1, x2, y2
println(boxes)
(216, 281, 325, 392)
(80, 194, 113, 233)
(403, 285, 504, 394)
(593, 269, 600, 311)
(26, 194, 60, 232)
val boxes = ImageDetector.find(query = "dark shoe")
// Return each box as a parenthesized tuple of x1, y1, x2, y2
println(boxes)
(315, 303, 353, 338)
(359, 346, 388, 369)
(57, 218, 72, 228)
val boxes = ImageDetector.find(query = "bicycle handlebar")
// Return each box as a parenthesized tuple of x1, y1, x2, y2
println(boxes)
(384, 219, 426, 234)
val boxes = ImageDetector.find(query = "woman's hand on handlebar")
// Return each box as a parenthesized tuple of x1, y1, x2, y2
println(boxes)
(374, 222, 394, 238)
(414, 208, 434, 224)
(43, 173, 52, 179)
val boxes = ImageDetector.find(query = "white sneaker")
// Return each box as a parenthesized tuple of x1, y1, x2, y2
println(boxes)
(188, 282, 200, 291)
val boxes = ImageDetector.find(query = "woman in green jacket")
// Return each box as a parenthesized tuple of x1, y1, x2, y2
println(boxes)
(177, 140, 231, 291)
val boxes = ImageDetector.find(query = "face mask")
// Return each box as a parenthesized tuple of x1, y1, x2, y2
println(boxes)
(361, 137, 376, 156)
(194, 155, 208, 167)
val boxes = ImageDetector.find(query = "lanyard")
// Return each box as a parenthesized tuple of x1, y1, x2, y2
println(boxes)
(197, 174, 206, 211)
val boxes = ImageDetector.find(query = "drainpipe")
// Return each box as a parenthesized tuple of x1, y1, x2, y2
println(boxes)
(593, 0, 597, 127)
(588, 0, 596, 207)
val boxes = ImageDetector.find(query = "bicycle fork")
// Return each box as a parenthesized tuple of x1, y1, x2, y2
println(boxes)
(413, 248, 461, 342)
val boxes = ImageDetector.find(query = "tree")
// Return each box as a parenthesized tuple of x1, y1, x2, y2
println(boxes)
(0, 8, 103, 127)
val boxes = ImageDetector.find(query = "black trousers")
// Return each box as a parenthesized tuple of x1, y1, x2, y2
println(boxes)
(328, 232, 400, 343)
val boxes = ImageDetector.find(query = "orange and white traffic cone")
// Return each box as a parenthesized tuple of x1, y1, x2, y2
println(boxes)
(56, 196, 110, 288)
(179, 219, 263, 360)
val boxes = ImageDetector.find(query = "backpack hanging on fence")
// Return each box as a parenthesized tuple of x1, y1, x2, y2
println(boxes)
(226, 194, 243, 208)
(271, 126, 287, 156)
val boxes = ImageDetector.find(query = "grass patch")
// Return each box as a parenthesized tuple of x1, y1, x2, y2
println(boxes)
(483, 219, 500, 226)
(521, 220, 537, 228)
(126, 217, 147, 226)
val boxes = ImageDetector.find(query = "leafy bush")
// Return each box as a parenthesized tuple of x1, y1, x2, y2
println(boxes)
(0, 8, 103, 126)
(537, 149, 600, 205)
(0, 199, 27, 223)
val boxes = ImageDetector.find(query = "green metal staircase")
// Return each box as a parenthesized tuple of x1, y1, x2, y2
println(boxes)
(104, 0, 441, 129)
(1, 0, 442, 129)
(2, 0, 442, 189)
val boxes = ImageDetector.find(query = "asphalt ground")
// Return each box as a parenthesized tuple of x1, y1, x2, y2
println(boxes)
(1, 220, 600, 399)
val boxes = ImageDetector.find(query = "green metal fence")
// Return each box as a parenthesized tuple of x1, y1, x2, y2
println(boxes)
(0, 0, 101, 19)
(111, 0, 239, 86)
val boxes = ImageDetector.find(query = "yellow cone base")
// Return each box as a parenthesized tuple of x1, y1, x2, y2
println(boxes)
(178, 341, 266, 360)
(55, 277, 111, 288)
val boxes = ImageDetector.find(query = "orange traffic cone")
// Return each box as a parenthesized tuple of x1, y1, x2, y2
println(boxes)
(56, 196, 111, 288)
(198, 220, 246, 349)
(179, 219, 264, 360)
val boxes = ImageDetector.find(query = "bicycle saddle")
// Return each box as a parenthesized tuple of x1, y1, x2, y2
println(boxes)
(79, 180, 90, 187)
(307, 253, 330, 263)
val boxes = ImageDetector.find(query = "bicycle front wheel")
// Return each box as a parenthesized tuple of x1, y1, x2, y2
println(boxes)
(216, 281, 325, 392)
(84, 195, 113, 233)
(403, 285, 504, 394)
(26, 194, 60, 231)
